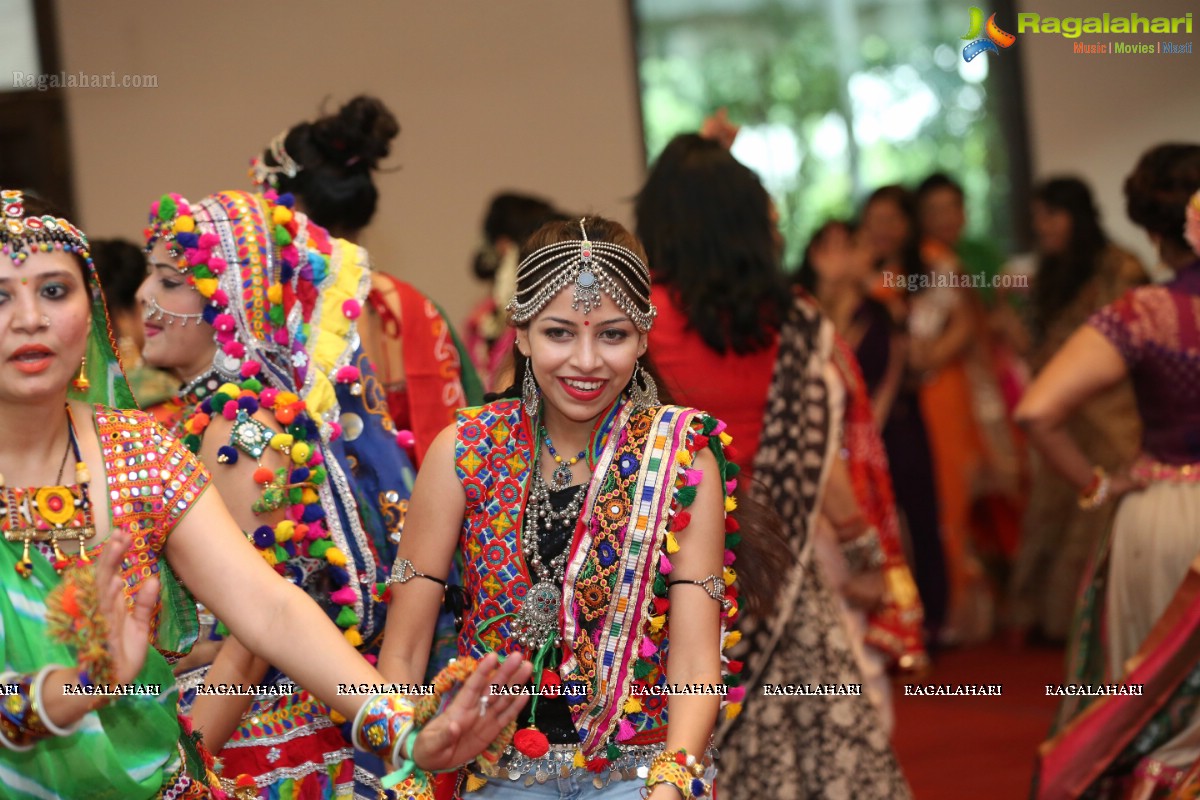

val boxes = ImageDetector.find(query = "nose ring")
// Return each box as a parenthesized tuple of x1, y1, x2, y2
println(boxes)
(39, 315, 50, 329)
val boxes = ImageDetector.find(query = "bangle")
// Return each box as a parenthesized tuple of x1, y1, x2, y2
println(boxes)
(32, 665, 83, 737)
(840, 526, 886, 573)
(353, 694, 414, 764)
(1078, 467, 1111, 510)
(643, 749, 708, 798)
(386, 558, 448, 590)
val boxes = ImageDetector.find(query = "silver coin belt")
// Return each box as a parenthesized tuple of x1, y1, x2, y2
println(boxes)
(483, 742, 665, 788)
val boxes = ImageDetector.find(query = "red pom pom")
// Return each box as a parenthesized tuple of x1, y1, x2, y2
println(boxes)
(652, 597, 670, 615)
(671, 511, 692, 532)
(724, 444, 740, 460)
(725, 516, 740, 532)
(693, 434, 709, 449)
(235, 774, 257, 789)
(540, 668, 561, 687)
(585, 757, 609, 773)
(727, 659, 744, 673)
(513, 727, 550, 758)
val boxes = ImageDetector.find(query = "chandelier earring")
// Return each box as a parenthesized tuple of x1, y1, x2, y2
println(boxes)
(522, 365, 540, 419)
(629, 360, 659, 411)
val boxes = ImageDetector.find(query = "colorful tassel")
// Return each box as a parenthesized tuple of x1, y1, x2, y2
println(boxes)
(639, 636, 658, 658)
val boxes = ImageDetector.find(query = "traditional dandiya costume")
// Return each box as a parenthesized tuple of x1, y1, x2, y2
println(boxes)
(0, 189, 223, 798)
(425, 225, 743, 797)
(145, 190, 416, 799)
(710, 294, 914, 800)
(1033, 223, 1200, 799)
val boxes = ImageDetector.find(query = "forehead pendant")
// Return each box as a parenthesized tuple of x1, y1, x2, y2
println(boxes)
(571, 221, 602, 314)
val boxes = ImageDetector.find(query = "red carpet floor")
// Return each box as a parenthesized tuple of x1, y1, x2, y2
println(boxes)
(892, 640, 1066, 799)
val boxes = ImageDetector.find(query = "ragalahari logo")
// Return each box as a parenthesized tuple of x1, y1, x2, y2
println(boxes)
(962, 7, 1016, 61)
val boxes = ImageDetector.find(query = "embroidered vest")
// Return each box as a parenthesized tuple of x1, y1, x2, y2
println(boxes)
(454, 399, 743, 758)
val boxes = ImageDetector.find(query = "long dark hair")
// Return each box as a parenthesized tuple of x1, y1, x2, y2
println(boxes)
(635, 134, 791, 355)
(472, 193, 569, 280)
(1030, 177, 1108, 337)
(264, 95, 400, 236)
(862, 184, 927, 283)
(794, 219, 853, 294)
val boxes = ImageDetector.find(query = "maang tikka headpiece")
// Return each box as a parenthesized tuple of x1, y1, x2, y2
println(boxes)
(249, 129, 303, 189)
(0, 189, 92, 268)
(506, 218, 656, 331)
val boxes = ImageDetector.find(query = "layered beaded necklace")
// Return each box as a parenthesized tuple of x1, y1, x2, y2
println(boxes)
(1, 405, 95, 577)
(513, 445, 586, 651)
(541, 426, 587, 491)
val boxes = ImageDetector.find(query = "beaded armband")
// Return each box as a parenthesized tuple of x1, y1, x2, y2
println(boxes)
(643, 749, 709, 799)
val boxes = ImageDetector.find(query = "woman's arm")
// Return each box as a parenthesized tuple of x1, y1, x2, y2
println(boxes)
(660, 448, 726, 767)
(1015, 325, 1136, 493)
(910, 291, 975, 373)
(183, 409, 284, 743)
(377, 424, 465, 685)
(871, 331, 907, 429)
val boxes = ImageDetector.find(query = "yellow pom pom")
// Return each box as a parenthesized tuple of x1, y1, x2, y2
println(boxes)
(719, 432, 733, 446)
(723, 630, 742, 650)
(326, 546, 348, 567)
(173, 215, 195, 234)
(329, 710, 346, 724)
(675, 450, 692, 466)
(343, 627, 363, 647)
(276, 392, 300, 407)
(573, 750, 586, 769)
(272, 206, 293, 225)
(648, 614, 666, 633)
(194, 278, 218, 297)
(465, 773, 489, 793)
(261, 548, 278, 567)
(274, 522, 294, 543)
(290, 442, 311, 465)
(266, 283, 283, 304)
(723, 567, 737, 586)
(269, 433, 294, 452)
(623, 696, 643, 714)
(724, 495, 738, 513)
(218, 382, 241, 397)
(300, 488, 319, 505)
(724, 702, 743, 720)
(665, 532, 680, 554)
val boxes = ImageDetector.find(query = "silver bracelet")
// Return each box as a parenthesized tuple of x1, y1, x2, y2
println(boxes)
(840, 526, 886, 573)
(666, 574, 731, 610)
(386, 558, 447, 590)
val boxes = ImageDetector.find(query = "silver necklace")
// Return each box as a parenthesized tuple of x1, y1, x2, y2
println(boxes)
(513, 451, 585, 650)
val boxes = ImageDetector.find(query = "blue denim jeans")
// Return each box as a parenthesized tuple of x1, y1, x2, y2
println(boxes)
(470, 773, 645, 800)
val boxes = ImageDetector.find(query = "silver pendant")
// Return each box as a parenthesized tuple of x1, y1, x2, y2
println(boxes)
(550, 463, 574, 490)
(514, 580, 561, 648)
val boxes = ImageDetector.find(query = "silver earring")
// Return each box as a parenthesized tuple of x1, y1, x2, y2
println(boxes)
(629, 361, 659, 411)
(522, 366, 540, 418)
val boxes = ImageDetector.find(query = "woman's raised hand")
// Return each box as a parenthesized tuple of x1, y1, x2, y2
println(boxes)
(411, 652, 533, 773)
(96, 529, 160, 685)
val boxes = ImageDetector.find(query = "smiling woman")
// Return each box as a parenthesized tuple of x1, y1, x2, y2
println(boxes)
(377, 216, 757, 799)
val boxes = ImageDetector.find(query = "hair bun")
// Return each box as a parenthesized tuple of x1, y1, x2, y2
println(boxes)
(310, 95, 400, 171)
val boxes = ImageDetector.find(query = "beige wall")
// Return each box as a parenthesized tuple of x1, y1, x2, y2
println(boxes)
(55, 0, 647, 331)
(1018, 0, 1200, 270)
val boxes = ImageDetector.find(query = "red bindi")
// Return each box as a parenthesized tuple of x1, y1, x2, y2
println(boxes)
(584, 321, 590, 326)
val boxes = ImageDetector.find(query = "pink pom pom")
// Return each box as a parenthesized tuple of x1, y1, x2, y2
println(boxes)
(260, 387, 278, 406)
(639, 636, 658, 658)
(308, 449, 324, 466)
(396, 430, 415, 450)
(264, 189, 279, 202)
(222, 341, 245, 358)
(330, 586, 357, 605)
(207, 257, 227, 275)
(327, 421, 342, 441)
(150, 200, 160, 216)
(363, 653, 378, 665)
(281, 244, 299, 262)
(336, 365, 360, 383)
(306, 522, 326, 540)
(222, 402, 239, 421)
(273, 328, 289, 345)
(723, 549, 737, 566)
(726, 686, 746, 704)
(683, 468, 703, 487)
(215, 330, 235, 346)
(183, 248, 209, 266)
(711, 419, 727, 436)
(198, 233, 219, 249)
(240, 361, 261, 378)
(726, 479, 737, 493)
(288, 505, 304, 522)
(659, 553, 673, 575)
(342, 299, 362, 320)
(213, 313, 235, 333)
(616, 719, 637, 742)
(211, 288, 229, 305)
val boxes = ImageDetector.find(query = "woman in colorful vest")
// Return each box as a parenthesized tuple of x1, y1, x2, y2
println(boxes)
(138, 189, 424, 798)
(378, 215, 746, 799)
(0, 189, 529, 799)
